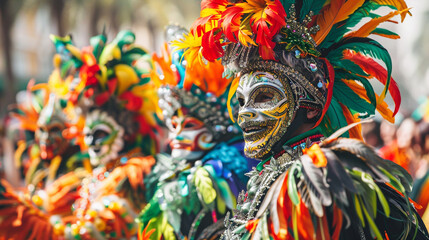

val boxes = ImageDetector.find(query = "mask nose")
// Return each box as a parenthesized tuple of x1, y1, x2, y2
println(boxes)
(238, 108, 258, 123)
(84, 135, 94, 147)
(38, 131, 49, 145)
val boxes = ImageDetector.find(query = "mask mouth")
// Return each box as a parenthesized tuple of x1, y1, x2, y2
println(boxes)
(91, 145, 102, 154)
(170, 139, 192, 150)
(240, 120, 277, 141)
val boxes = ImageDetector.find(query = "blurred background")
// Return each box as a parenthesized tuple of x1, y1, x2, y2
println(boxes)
(0, 0, 201, 117)
(0, 0, 428, 117)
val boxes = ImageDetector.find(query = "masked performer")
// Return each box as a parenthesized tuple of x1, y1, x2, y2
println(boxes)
(175, 0, 429, 239)
(9, 35, 87, 187)
(0, 31, 159, 240)
(138, 26, 256, 240)
(0, 35, 90, 240)
(54, 30, 160, 240)
(410, 98, 429, 228)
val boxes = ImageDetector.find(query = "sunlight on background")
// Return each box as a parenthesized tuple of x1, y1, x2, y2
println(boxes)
(0, 0, 428, 117)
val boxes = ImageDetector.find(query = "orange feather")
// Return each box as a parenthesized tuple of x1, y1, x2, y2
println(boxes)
(345, 9, 410, 39)
(332, 204, 343, 240)
(371, 0, 410, 21)
(314, 0, 365, 45)
(339, 102, 363, 139)
(342, 80, 395, 123)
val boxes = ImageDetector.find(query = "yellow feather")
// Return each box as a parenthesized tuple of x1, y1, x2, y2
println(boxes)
(314, 0, 365, 45)
(65, 45, 82, 60)
(227, 77, 239, 123)
(14, 141, 26, 168)
(114, 64, 139, 94)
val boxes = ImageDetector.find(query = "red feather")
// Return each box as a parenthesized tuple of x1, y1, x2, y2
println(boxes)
(119, 91, 143, 111)
(191, 16, 213, 36)
(343, 50, 401, 116)
(220, 6, 243, 42)
(201, 29, 225, 61)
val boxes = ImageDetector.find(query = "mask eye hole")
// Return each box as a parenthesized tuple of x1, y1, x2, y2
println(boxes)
(184, 122, 197, 128)
(238, 97, 245, 107)
(254, 92, 274, 103)
(49, 126, 61, 134)
(93, 129, 109, 142)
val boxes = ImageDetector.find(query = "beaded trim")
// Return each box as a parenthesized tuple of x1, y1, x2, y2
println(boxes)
(222, 148, 308, 239)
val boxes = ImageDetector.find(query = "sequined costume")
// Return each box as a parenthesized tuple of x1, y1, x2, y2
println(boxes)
(0, 31, 159, 240)
(175, 0, 429, 239)
(138, 26, 255, 240)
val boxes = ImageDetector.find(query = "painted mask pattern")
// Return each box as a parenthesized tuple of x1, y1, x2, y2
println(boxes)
(237, 71, 295, 159)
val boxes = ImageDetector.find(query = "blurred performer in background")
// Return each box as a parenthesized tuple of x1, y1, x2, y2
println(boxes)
(0, 31, 160, 240)
(6, 34, 88, 187)
(410, 98, 429, 228)
(138, 25, 256, 240)
(176, 0, 428, 238)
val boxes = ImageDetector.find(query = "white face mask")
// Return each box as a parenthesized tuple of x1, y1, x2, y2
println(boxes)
(167, 111, 216, 161)
(84, 109, 124, 166)
(236, 71, 296, 159)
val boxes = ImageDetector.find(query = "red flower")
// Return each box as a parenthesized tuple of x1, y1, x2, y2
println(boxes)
(119, 91, 143, 112)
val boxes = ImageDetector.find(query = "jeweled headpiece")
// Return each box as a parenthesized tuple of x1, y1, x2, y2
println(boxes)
(177, 0, 410, 138)
(154, 26, 241, 141)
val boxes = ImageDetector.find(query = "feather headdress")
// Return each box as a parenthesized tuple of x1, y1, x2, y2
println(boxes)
(52, 31, 161, 156)
(176, 0, 410, 139)
(155, 25, 241, 140)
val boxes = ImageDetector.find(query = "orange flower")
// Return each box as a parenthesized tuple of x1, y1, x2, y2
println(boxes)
(303, 144, 327, 168)
(236, 0, 287, 59)
(245, 219, 260, 233)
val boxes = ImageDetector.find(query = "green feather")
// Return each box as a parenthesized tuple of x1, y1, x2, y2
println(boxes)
(287, 162, 302, 205)
(320, 2, 381, 49)
(299, 0, 325, 21)
(216, 194, 226, 214)
(361, 199, 383, 240)
(90, 34, 107, 60)
(329, 58, 370, 78)
(215, 177, 236, 209)
(335, 69, 377, 108)
(333, 79, 375, 117)
(379, 168, 406, 193)
(320, 99, 349, 137)
(115, 30, 136, 48)
(138, 196, 161, 225)
(280, 0, 295, 16)
(292, 204, 299, 240)
(329, 39, 393, 100)
(371, 28, 400, 38)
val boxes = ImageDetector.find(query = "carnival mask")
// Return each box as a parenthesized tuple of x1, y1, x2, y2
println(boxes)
(84, 109, 124, 166)
(35, 95, 69, 160)
(35, 114, 69, 160)
(167, 108, 216, 161)
(236, 71, 296, 159)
